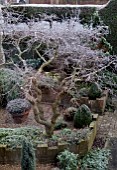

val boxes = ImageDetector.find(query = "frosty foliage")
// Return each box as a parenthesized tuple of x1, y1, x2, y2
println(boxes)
(1, 7, 117, 98)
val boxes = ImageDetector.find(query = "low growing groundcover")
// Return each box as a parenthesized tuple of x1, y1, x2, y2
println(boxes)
(80, 148, 110, 170)
(57, 148, 110, 170)
(0, 127, 90, 148)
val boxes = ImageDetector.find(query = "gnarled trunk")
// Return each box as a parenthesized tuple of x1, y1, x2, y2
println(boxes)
(26, 77, 65, 138)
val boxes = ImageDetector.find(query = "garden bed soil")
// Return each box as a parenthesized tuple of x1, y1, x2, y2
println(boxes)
(0, 101, 99, 165)
(0, 102, 74, 130)
(0, 114, 98, 165)
(0, 104, 58, 169)
(0, 110, 114, 169)
(0, 103, 54, 128)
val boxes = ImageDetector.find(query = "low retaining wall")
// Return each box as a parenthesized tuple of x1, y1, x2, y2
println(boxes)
(0, 114, 98, 164)
(77, 90, 108, 114)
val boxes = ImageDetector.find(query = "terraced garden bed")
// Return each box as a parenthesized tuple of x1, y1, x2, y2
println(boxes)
(0, 114, 98, 164)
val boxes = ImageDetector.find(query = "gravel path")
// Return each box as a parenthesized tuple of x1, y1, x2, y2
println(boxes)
(93, 111, 117, 148)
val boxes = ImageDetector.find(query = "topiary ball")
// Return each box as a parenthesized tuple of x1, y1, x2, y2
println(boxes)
(73, 104, 92, 128)
(6, 98, 31, 115)
(88, 82, 102, 100)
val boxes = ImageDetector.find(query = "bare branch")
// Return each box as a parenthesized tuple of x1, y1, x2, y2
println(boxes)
(83, 59, 117, 80)
(35, 43, 47, 63)
(0, 61, 13, 68)
(38, 49, 58, 73)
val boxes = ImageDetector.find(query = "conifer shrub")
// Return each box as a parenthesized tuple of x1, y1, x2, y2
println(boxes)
(6, 98, 31, 115)
(73, 104, 92, 128)
(57, 150, 78, 170)
(88, 82, 102, 100)
(21, 138, 36, 170)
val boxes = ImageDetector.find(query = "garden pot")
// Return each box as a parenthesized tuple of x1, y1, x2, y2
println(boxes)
(6, 98, 31, 124)
(12, 110, 30, 124)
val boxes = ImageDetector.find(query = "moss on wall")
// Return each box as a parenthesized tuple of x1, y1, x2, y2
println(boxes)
(99, 0, 117, 54)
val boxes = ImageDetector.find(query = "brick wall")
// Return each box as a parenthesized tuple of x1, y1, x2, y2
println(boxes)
(29, 0, 108, 5)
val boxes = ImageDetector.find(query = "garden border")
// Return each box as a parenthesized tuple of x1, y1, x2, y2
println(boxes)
(0, 114, 98, 164)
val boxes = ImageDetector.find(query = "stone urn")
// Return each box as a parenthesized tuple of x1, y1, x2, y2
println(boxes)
(6, 98, 31, 124)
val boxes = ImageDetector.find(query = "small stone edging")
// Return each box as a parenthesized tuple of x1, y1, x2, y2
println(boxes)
(77, 90, 108, 114)
(0, 114, 98, 164)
